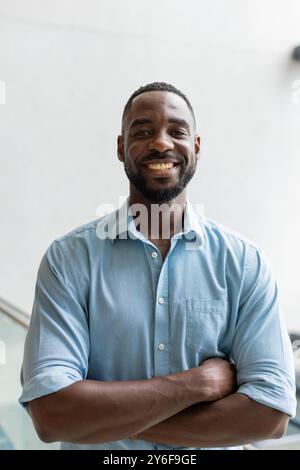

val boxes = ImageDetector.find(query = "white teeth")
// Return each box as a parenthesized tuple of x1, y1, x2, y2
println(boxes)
(147, 162, 175, 170)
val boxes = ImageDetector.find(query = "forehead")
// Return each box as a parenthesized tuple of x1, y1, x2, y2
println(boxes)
(127, 91, 193, 125)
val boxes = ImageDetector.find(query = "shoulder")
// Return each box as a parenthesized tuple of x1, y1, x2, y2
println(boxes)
(45, 214, 110, 268)
(200, 216, 261, 255)
(200, 216, 276, 295)
(201, 215, 259, 251)
(53, 217, 105, 244)
(200, 215, 269, 272)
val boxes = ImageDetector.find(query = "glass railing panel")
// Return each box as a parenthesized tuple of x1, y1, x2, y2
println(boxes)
(0, 310, 58, 449)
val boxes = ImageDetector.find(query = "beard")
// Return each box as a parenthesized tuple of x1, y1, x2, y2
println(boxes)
(123, 160, 197, 204)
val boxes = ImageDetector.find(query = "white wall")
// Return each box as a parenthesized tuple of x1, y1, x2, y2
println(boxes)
(0, 0, 299, 330)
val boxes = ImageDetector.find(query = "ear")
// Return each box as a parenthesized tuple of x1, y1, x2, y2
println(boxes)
(194, 135, 201, 160)
(117, 135, 124, 162)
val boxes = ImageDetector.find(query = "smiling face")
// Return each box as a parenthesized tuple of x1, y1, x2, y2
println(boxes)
(117, 91, 201, 204)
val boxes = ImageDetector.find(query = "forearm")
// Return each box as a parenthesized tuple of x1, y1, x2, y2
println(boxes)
(138, 393, 289, 447)
(29, 368, 203, 444)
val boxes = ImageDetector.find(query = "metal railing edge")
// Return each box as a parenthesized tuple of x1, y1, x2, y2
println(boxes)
(0, 297, 30, 329)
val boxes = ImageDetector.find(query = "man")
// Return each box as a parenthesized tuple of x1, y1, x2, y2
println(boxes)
(20, 82, 296, 450)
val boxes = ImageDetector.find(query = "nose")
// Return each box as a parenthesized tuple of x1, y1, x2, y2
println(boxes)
(148, 130, 174, 153)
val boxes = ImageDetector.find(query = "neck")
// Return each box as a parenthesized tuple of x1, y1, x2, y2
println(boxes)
(128, 185, 187, 240)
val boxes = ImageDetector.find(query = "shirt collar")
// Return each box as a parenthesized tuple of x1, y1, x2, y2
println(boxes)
(180, 197, 204, 247)
(107, 196, 204, 248)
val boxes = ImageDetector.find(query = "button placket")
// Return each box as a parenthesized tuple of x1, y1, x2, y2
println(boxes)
(154, 258, 170, 377)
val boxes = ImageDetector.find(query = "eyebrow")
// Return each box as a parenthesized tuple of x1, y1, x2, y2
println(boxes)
(129, 117, 191, 130)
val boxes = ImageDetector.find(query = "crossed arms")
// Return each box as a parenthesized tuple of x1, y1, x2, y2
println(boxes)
(28, 358, 289, 447)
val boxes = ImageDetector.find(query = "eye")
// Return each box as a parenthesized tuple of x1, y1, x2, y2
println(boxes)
(171, 130, 187, 136)
(135, 130, 151, 137)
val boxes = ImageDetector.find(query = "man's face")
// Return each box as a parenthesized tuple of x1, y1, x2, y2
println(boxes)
(118, 91, 201, 204)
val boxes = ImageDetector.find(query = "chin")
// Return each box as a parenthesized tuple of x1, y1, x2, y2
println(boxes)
(140, 187, 184, 204)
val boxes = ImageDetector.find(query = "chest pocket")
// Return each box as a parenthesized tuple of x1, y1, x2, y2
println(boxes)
(185, 299, 229, 354)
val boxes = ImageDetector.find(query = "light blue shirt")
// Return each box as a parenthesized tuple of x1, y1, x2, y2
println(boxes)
(20, 197, 297, 450)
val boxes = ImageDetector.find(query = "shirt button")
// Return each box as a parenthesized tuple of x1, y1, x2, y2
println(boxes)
(158, 343, 165, 351)
(158, 297, 164, 304)
(151, 251, 158, 259)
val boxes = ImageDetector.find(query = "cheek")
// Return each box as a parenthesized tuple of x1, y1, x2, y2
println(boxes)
(176, 144, 193, 165)
(126, 143, 144, 165)
(128, 141, 144, 154)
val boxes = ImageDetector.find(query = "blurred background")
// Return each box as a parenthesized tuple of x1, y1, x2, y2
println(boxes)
(0, 0, 299, 450)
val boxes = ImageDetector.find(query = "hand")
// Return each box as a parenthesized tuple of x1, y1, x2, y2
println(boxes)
(199, 357, 237, 401)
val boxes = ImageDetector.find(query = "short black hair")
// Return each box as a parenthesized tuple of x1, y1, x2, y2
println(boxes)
(121, 81, 196, 134)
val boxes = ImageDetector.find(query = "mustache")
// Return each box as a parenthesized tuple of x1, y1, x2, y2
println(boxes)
(141, 152, 183, 165)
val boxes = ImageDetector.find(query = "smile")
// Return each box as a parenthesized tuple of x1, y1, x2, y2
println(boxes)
(146, 162, 177, 170)
(141, 161, 181, 177)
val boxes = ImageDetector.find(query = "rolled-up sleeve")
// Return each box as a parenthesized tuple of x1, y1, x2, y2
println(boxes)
(231, 245, 297, 417)
(19, 240, 90, 407)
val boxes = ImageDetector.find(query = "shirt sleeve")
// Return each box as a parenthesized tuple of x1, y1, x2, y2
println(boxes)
(19, 239, 90, 407)
(231, 245, 297, 418)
